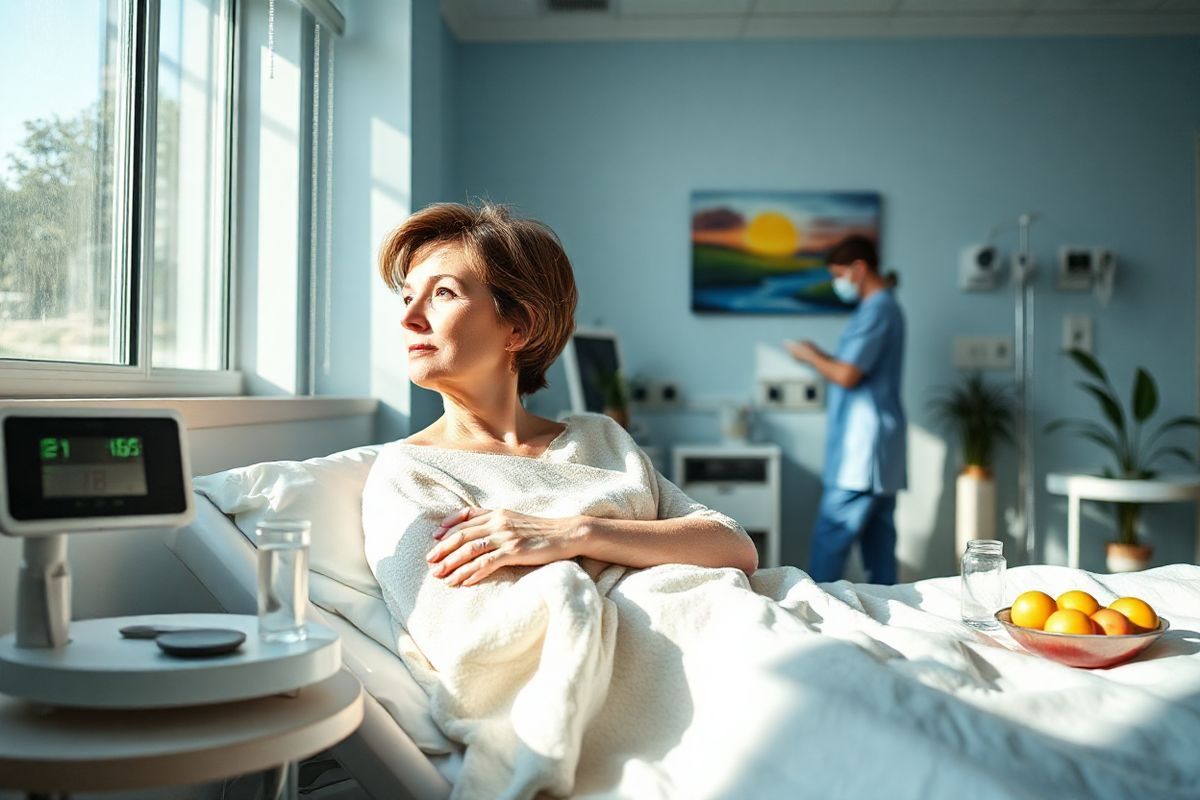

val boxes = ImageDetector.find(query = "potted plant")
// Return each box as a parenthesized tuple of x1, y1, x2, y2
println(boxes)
(597, 369, 630, 430)
(928, 373, 1015, 558)
(1047, 349, 1200, 571)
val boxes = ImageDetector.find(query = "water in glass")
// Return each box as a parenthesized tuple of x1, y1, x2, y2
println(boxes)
(256, 521, 310, 643)
(961, 539, 1005, 630)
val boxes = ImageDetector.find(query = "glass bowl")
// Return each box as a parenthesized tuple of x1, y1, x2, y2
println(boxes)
(995, 607, 1170, 669)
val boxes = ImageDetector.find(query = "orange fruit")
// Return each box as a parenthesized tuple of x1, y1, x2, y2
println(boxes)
(1043, 609, 1098, 635)
(1091, 608, 1134, 636)
(1109, 597, 1159, 631)
(1010, 590, 1057, 629)
(1056, 590, 1100, 616)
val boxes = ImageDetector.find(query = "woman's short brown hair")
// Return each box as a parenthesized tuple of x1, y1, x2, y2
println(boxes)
(378, 202, 578, 396)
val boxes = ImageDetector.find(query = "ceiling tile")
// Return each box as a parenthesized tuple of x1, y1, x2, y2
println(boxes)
(1030, 0, 1162, 11)
(619, 0, 755, 16)
(755, 0, 896, 13)
(896, 0, 1027, 12)
(442, 0, 542, 20)
(451, 13, 745, 41)
(1014, 11, 1200, 30)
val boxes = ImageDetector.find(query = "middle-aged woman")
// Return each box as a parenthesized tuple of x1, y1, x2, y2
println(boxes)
(362, 201, 757, 595)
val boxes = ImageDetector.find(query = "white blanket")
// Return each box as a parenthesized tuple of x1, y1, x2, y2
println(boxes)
(396, 559, 1200, 800)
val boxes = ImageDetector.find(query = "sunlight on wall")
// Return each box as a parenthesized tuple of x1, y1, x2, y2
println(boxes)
(370, 117, 413, 429)
(896, 425, 947, 581)
(255, 44, 301, 393)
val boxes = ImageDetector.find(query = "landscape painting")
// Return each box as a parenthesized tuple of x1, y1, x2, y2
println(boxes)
(691, 191, 882, 314)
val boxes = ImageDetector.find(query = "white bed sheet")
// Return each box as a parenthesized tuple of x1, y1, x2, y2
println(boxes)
(175, 451, 1200, 799)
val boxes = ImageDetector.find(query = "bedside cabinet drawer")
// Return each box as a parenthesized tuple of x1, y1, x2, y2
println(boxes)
(681, 484, 775, 528)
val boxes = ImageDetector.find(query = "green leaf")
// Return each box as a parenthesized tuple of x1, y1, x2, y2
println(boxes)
(1076, 422, 1123, 456)
(1068, 349, 1109, 386)
(1076, 381, 1125, 436)
(1080, 431, 1123, 462)
(1151, 416, 1200, 438)
(1149, 445, 1197, 466)
(1043, 418, 1078, 435)
(1132, 368, 1158, 423)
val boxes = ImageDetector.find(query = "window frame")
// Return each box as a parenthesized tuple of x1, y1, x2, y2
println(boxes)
(0, 0, 242, 398)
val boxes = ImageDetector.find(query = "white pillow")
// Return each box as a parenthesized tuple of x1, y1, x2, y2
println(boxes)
(193, 444, 382, 598)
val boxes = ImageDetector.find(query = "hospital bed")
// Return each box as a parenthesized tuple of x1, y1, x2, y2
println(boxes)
(167, 445, 1200, 800)
(166, 445, 456, 800)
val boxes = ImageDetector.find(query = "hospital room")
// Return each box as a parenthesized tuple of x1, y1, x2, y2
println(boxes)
(2, 0, 1200, 797)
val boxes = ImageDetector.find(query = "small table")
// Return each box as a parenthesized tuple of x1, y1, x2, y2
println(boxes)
(1045, 472, 1200, 568)
(0, 668, 363, 798)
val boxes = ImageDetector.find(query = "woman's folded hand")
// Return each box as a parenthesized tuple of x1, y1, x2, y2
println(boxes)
(426, 507, 584, 587)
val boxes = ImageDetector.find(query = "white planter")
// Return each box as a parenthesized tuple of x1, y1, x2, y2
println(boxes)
(1105, 543, 1153, 573)
(955, 471, 996, 559)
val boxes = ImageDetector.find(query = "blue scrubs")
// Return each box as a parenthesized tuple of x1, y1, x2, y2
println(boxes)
(809, 289, 907, 585)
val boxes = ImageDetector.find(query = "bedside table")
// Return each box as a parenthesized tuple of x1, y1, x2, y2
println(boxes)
(673, 444, 782, 568)
(0, 668, 363, 798)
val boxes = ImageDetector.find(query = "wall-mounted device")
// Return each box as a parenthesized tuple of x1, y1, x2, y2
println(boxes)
(952, 336, 1014, 370)
(758, 377, 824, 411)
(1058, 247, 1116, 306)
(1058, 247, 1093, 291)
(959, 245, 1001, 291)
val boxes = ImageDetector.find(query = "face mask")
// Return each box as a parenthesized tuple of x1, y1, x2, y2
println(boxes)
(832, 275, 860, 304)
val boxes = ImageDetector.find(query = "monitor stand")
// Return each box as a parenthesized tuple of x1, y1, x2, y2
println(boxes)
(16, 534, 69, 648)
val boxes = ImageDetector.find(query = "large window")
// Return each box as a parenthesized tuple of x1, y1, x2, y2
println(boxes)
(0, 0, 235, 390)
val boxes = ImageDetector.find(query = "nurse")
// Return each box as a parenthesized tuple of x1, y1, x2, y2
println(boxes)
(786, 236, 906, 585)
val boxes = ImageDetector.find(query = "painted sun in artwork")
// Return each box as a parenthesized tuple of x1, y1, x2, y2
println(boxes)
(743, 211, 800, 257)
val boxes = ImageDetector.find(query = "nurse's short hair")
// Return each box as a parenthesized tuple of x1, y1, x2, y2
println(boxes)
(378, 202, 578, 396)
(826, 235, 879, 272)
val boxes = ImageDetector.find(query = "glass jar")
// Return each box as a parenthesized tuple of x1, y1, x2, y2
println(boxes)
(960, 539, 1005, 630)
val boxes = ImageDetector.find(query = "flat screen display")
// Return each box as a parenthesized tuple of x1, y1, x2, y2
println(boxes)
(39, 436, 148, 498)
(573, 334, 621, 414)
(3, 415, 188, 524)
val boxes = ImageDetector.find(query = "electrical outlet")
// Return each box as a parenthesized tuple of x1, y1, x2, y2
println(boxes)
(759, 378, 824, 411)
(1063, 315, 1093, 354)
(631, 379, 682, 409)
(953, 336, 1014, 370)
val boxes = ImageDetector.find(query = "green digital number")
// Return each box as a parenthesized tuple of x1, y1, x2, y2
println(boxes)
(108, 437, 143, 458)
(39, 438, 69, 460)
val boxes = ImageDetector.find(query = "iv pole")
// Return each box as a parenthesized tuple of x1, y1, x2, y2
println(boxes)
(1012, 213, 1037, 564)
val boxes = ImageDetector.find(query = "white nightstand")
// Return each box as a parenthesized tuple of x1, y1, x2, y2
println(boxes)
(673, 444, 782, 569)
(0, 669, 363, 797)
(0, 614, 362, 799)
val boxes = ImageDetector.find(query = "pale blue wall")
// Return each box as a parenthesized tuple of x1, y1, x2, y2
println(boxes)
(409, 0, 459, 432)
(321, 0, 452, 443)
(445, 36, 1200, 578)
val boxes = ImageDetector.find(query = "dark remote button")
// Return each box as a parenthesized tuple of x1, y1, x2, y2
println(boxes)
(155, 629, 246, 658)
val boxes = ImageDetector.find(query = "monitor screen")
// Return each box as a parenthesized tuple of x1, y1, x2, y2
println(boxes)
(572, 332, 622, 414)
(2, 413, 190, 531)
(39, 435, 149, 498)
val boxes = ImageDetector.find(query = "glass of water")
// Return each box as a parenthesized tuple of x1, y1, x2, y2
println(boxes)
(961, 539, 1006, 630)
(255, 519, 310, 643)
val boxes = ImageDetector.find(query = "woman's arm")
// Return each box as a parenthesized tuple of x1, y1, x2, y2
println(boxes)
(577, 514, 758, 574)
(427, 508, 758, 587)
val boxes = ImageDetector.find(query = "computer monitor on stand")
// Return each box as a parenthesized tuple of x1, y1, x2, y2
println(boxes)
(563, 328, 624, 415)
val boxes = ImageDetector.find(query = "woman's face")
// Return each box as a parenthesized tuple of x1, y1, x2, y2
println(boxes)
(399, 245, 519, 395)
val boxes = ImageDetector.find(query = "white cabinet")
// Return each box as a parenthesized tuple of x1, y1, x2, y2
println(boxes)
(672, 444, 782, 569)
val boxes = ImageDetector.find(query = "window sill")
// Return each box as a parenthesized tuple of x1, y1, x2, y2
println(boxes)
(0, 363, 244, 398)
(0, 397, 378, 430)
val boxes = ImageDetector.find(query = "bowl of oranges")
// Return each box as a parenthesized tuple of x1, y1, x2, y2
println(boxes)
(995, 590, 1169, 669)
